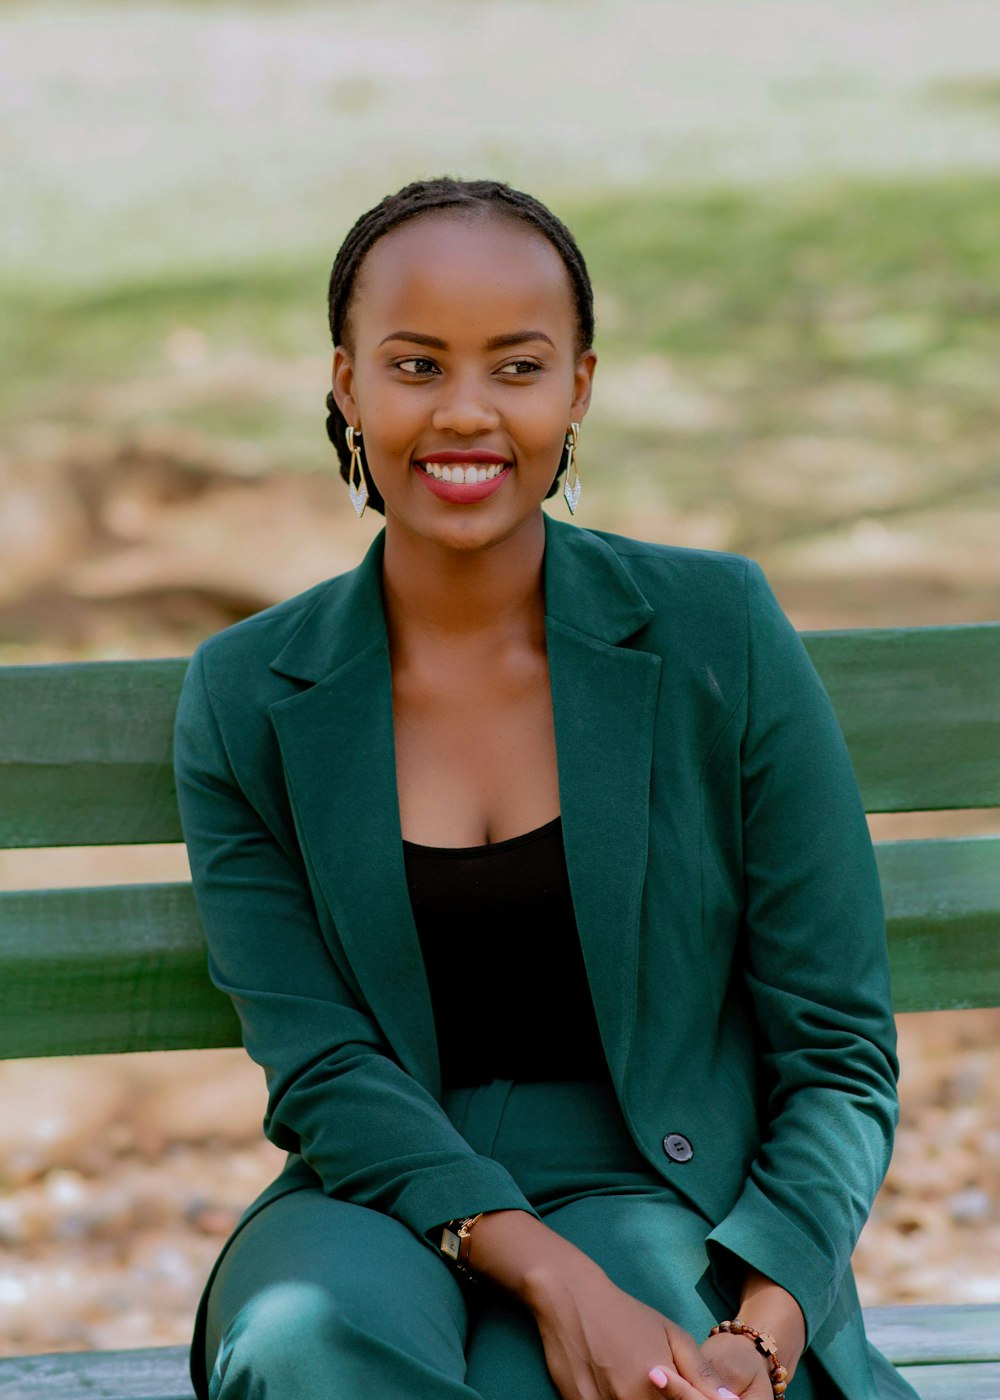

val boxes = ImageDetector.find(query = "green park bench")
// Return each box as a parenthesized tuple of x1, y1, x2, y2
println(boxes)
(1, 625, 998, 1398)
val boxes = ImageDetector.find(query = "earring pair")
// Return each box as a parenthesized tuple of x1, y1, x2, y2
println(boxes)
(345, 422, 582, 518)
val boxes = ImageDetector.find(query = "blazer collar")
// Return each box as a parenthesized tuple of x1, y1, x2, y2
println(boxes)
(267, 516, 660, 1099)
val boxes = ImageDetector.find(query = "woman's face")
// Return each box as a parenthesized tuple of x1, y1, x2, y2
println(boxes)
(332, 212, 596, 554)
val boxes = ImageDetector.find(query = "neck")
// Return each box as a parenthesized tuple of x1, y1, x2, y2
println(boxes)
(381, 512, 547, 649)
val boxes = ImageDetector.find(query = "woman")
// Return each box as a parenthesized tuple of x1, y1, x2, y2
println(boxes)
(174, 177, 916, 1400)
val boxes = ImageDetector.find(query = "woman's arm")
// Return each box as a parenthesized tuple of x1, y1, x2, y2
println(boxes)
(706, 561, 900, 1350)
(174, 646, 535, 1245)
(466, 1209, 740, 1400)
(701, 1269, 805, 1395)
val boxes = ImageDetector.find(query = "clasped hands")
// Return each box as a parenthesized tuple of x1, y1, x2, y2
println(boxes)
(468, 1211, 792, 1400)
(525, 1256, 776, 1400)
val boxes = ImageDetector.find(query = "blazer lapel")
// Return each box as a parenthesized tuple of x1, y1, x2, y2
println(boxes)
(263, 519, 661, 1101)
(267, 533, 440, 1097)
(543, 519, 661, 1086)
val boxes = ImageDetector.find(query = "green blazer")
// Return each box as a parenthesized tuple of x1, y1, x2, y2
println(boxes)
(174, 516, 904, 1398)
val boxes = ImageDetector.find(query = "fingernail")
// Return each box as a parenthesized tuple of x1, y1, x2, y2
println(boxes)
(718, 1389, 740, 1399)
(648, 1367, 669, 1389)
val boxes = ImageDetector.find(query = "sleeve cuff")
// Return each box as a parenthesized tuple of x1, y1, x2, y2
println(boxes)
(394, 1155, 541, 1249)
(706, 1178, 841, 1346)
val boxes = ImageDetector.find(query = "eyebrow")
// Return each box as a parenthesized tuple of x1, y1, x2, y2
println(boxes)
(378, 329, 556, 350)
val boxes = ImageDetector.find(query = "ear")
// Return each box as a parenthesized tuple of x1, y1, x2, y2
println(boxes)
(331, 346, 359, 427)
(570, 349, 597, 424)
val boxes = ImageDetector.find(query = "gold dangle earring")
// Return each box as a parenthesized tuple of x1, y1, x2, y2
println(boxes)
(563, 422, 581, 515)
(345, 426, 368, 519)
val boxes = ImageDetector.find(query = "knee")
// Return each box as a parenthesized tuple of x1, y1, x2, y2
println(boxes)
(211, 1282, 349, 1398)
(210, 1272, 467, 1399)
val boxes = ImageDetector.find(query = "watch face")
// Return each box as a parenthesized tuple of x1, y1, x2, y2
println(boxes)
(440, 1228, 461, 1261)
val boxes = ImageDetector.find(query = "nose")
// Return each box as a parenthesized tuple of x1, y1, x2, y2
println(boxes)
(429, 370, 500, 437)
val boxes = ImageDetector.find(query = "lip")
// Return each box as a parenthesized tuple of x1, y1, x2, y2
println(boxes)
(417, 449, 510, 466)
(415, 463, 513, 504)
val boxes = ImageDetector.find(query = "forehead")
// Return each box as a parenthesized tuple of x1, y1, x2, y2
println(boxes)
(349, 212, 576, 344)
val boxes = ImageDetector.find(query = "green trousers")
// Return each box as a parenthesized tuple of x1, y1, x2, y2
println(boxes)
(199, 1079, 828, 1399)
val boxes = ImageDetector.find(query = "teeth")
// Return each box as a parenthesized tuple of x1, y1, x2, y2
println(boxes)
(421, 462, 508, 482)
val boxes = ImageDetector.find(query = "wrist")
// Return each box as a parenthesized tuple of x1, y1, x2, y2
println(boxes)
(467, 1209, 603, 1307)
(734, 1270, 806, 1378)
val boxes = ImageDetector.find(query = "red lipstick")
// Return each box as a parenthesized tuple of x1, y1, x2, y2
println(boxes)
(414, 452, 514, 504)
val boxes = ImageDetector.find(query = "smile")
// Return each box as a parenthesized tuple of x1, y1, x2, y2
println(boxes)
(413, 461, 513, 504)
(419, 462, 507, 483)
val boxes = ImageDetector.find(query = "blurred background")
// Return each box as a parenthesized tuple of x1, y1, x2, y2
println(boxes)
(1, 0, 998, 1357)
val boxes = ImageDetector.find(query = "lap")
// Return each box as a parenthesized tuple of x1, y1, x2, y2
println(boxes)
(204, 1186, 470, 1391)
(204, 1181, 824, 1400)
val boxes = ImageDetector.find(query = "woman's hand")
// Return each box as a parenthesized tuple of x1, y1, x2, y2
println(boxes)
(527, 1260, 737, 1400)
(698, 1333, 773, 1399)
(699, 1269, 806, 1398)
(469, 1211, 737, 1400)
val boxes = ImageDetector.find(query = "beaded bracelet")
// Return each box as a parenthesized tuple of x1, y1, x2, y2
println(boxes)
(709, 1319, 788, 1397)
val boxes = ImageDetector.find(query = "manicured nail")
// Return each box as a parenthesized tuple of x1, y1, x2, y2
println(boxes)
(718, 1389, 740, 1399)
(648, 1367, 669, 1389)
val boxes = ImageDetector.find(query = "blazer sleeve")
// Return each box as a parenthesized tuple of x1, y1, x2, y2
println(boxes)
(173, 646, 538, 1246)
(705, 561, 900, 1345)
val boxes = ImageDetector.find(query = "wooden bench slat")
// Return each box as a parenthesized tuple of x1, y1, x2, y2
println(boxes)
(864, 1303, 1000, 1364)
(896, 1361, 1000, 1399)
(803, 623, 1000, 813)
(877, 836, 1000, 1011)
(0, 660, 186, 848)
(0, 1345, 194, 1400)
(2, 1308, 997, 1398)
(0, 883, 240, 1058)
(0, 835, 997, 1059)
(1, 626, 998, 848)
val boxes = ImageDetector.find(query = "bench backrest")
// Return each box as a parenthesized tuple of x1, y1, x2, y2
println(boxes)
(1, 625, 999, 1060)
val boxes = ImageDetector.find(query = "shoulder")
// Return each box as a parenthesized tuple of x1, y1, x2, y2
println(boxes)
(575, 526, 799, 680)
(580, 527, 775, 637)
(586, 526, 755, 597)
(183, 570, 351, 708)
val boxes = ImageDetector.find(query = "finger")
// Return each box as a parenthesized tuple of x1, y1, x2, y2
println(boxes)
(648, 1366, 738, 1400)
(669, 1335, 741, 1400)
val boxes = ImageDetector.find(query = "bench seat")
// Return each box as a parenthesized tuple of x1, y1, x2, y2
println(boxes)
(1, 629, 997, 1393)
(1, 1306, 998, 1399)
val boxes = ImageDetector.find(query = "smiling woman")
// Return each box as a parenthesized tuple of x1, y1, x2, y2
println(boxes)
(173, 177, 918, 1400)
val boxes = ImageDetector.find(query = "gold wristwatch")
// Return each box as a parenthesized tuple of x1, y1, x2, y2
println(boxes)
(439, 1213, 483, 1280)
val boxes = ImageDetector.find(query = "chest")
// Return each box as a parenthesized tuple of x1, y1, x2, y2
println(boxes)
(391, 652, 560, 847)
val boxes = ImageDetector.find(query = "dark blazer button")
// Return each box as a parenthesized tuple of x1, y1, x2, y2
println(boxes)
(663, 1132, 693, 1163)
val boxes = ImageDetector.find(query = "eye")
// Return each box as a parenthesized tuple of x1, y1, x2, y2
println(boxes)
(395, 357, 439, 376)
(496, 359, 543, 378)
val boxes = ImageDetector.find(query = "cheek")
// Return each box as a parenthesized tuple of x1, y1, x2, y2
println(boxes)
(358, 379, 425, 444)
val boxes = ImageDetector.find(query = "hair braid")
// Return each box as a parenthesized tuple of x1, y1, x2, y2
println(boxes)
(325, 178, 595, 515)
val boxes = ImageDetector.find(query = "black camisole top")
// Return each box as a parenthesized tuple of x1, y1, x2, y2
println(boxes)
(402, 817, 607, 1089)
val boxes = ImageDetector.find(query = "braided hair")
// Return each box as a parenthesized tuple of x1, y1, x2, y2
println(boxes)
(325, 177, 595, 515)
